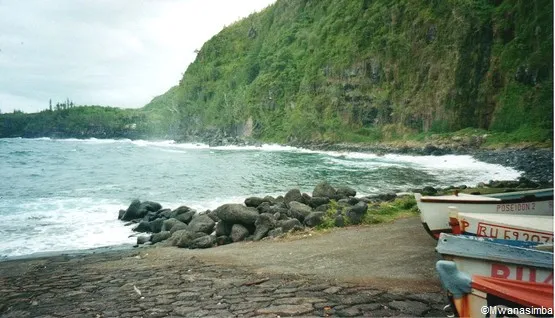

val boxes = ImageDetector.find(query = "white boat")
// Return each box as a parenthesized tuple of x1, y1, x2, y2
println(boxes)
(449, 209, 553, 243)
(436, 260, 554, 317)
(415, 188, 554, 239)
(436, 234, 553, 286)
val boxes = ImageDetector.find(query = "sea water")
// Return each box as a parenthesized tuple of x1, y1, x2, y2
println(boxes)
(0, 137, 520, 257)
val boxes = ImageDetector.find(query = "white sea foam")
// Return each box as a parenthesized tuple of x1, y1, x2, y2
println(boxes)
(0, 197, 135, 258)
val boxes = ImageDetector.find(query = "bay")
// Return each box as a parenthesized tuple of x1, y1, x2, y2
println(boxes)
(0, 137, 520, 257)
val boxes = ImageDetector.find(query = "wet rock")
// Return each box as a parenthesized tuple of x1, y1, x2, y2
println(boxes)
(156, 208, 172, 219)
(284, 189, 303, 204)
(118, 209, 126, 220)
(304, 212, 325, 227)
(189, 235, 216, 249)
(313, 181, 337, 199)
(151, 231, 171, 243)
(215, 204, 259, 225)
(231, 224, 250, 242)
(288, 201, 312, 222)
(187, 214, 215, 234)
(253, 213, 276, 241)
(121, 199, 143, 221)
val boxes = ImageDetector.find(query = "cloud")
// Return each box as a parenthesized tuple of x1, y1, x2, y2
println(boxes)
(0, 0, 276, 113)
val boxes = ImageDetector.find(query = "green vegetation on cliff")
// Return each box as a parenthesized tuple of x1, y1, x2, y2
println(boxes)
(157, 0, 552, 144)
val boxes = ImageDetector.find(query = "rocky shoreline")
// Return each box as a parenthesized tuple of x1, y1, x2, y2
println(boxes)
(120, 178, 546, 250)
(177, 130, 553, 186)
(121, 181, 390, 250)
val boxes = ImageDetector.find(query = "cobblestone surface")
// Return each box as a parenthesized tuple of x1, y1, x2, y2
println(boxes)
(0, 249, 447, 317)
(0, 217, 447, 317)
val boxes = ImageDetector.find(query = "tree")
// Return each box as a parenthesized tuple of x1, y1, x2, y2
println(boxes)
(49, 99, 52, 111)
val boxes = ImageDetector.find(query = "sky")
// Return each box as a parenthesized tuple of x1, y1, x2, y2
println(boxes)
(0, 0, 276, 113)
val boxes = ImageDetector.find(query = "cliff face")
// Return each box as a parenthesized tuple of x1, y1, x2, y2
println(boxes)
(159, 0, 553, 142)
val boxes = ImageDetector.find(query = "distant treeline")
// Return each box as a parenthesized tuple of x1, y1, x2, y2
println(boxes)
(0, 105, 179, 139)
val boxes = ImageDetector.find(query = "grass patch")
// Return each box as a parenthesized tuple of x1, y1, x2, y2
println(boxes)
(317, 195, 419, 230)
(362, 196, 419, 224)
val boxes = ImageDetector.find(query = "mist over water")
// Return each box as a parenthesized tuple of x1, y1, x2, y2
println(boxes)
(0, 137, 521, 257)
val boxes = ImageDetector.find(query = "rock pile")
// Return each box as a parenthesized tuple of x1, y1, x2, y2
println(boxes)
(118, 181, 397, 249)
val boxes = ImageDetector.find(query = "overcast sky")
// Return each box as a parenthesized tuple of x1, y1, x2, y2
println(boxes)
(0, 0, 276, 113)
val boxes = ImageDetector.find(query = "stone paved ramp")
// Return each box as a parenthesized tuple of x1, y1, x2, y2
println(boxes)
(0, 217, 447, 317)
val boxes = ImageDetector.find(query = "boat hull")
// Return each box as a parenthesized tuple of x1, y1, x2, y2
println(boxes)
(455, 212, 554, 243)
(416, 190, 554, 239)
(436, 234, 554, 285)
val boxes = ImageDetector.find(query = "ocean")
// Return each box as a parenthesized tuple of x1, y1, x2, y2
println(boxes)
(0, 137, 521, 258)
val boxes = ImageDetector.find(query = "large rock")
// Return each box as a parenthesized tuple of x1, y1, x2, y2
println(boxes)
(257, 202, 273, 214)
(149, 218, 165, 233)
(263, 195, 276, 205)
(279, 219, 303, 233)
(137, 235, 151, 245)
(170, 206, 195, 222)
(205, 210, 220, 222)
(169, 222, 189, 234)
(304, 212, 325, 227)
(133, 220, 151, 233)
(245, 197, 265, 208)
(188, 214, 215, 234)
(118, 209, 126, 220)
(151, 231, 171, 243)
(140, 201, 162, 213)
(300, 193, 312, 205)
(161, 218, 186, 232)
(312, 181, 337, 199)
(215, 204, 259, 225)
(171, 230, 205, 248)
(121, 199, 143, 221)
(336, 186, 356, 198)
(309, 197, 330, 209)
(230, 224, 250, 242)
(215, 221, 233, 237)
(284, 189, 303, 204)
(288, 201, 313, 222)
(253, 213, 276, 241)
(188, 235, 216, 249)
(156, 208, 172, 219)
(345, 201, 368, 225)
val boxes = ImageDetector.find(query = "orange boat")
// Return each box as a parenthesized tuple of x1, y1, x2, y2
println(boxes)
(437, 260, 554, 317)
